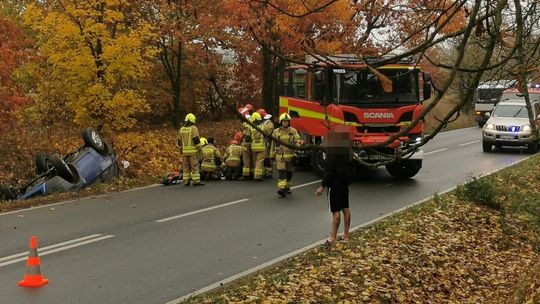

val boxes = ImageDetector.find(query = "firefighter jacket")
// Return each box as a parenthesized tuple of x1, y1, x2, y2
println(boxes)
(245, 121, 271, 153)
(270, 126, 301, 162)
(224, 144, 243, 167)
(179, 124, 200, 155)
(263, 120, 275, 157)
(201, 144, 222, 172)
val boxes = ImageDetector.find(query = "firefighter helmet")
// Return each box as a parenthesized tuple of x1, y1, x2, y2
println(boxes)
(256, 108, 267, 117)
(279, 113, 291, 123)
(251, 112, 262, 121)
(184, 113, 196, 123)
(200, 137, 208, 145)
(238, 107, 248, 115)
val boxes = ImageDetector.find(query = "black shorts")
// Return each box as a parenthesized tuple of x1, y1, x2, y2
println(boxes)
(327, 186, 349, 213)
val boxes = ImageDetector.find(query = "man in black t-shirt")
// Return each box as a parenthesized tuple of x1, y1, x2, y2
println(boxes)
(316, 127, 353, 245)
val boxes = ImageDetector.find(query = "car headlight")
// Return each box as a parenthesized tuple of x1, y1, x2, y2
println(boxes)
(484, 123, 495, 130)
(475, 111, 481, 116)
(522, 125, 531, 132)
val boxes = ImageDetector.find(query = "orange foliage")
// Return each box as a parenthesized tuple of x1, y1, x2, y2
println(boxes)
(0, 120, 242, 186)
(0, 16, 34, 133)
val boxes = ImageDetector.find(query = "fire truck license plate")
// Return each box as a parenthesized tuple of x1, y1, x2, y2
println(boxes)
(368, 154, 394, 160)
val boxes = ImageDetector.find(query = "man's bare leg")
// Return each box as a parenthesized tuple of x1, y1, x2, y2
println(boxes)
(342, 208, 351, 240)
(330, 211, 341, 243)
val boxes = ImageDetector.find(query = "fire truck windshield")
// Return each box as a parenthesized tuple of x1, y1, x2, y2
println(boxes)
(334, 68, 419, 107)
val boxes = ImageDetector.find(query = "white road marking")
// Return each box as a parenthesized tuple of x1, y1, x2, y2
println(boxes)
(424, 148, 447, 155)
(0, 234, 114, 268)
(156, 199, 250, 223)
(291, 180, 322, 189)
(459, 140, 480, 147)
(168, 156, 533, 303)
(157, 180, 322, 223)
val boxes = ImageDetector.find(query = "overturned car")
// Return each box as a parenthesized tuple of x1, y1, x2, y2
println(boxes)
(0, 128, 118, 201)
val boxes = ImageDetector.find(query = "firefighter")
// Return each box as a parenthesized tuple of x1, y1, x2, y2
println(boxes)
(256, 108, 274, 178)
(245, 112, 268, 181)
(270, 113, 301, 197)
(200, 137, 223, 181)
(224, 139, 243, 180)
(240, 112, 253, 180)
(179, 113, 203, 186)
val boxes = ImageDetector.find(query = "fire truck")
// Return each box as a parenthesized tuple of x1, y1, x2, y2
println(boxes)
(473, 80, 516, 127)
(277, 55, 432, 179)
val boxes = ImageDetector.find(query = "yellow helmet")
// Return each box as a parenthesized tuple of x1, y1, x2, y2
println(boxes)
(185, 113, 196, 123)
(251, 112, 262, 121)
(200, 137, 208, 145)
(279, 113, 291, 123)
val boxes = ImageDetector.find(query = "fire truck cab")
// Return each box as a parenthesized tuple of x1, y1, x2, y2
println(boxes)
(278, 55, 432, 179)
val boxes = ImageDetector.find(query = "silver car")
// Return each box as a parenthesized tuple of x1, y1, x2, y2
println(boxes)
(482, 99, 540, 153)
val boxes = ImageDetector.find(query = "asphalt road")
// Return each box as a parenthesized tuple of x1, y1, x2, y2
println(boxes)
(0, 127, 532, 304)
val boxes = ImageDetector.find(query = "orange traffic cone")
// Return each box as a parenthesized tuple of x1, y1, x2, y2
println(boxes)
(18, 235, 49, 287)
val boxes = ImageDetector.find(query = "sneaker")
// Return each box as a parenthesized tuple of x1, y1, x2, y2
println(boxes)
(277, 189, 286, 197)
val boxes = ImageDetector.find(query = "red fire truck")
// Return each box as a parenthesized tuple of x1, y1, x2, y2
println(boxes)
(278, 55, 432, 179)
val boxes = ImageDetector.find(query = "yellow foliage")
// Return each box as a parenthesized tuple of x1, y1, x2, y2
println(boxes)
(23, 1, 158, 131)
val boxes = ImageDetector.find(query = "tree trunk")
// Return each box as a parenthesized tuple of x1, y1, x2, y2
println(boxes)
(262, 46, 274, 114)
(171, 41, 184, 129)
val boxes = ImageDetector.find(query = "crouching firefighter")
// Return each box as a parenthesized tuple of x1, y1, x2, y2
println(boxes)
(200, 137, 223, 181)
(224, 139, 243, 180)
(179, 113, 203, 186)
(270, 113, 301, 197)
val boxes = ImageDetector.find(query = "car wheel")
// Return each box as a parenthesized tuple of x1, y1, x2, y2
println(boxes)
(50, 154, 77, 183)
(0, 184, 16, 201)
(82, 128, 107, 155)
(35, 153, 54, 174)
(482, 141, 492, 152)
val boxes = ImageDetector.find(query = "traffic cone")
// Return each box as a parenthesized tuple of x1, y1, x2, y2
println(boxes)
(18, 235, 48, 287)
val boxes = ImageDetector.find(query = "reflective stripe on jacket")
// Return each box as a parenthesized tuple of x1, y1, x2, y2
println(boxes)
(225, 144, 243, 167)
(180, 126, 198, 155)
(201, 144, 221, 171)
(270, 126, 300, 162)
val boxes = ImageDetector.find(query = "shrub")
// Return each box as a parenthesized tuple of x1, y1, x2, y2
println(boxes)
(456, 176, 501, 210)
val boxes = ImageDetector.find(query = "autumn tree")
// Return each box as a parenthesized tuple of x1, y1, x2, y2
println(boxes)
(0, 14, 34, 134)
(139, 0, 234, 127)
(220, 0, 353, 115)
(23, 0, 158, 132)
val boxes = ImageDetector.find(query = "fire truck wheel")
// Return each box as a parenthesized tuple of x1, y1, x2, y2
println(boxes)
(385, 160, 422, 180)
(311, 149, 327, 176)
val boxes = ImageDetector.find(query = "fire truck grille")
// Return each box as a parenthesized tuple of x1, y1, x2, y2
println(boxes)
(357, 126, 401, 133)
(496, 125, 520, 132)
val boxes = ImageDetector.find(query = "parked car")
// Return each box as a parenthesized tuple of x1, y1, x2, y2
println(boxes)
(0, 128, 118, 201)
(482, 95, 540, 153)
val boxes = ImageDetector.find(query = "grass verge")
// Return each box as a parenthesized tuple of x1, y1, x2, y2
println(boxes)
(180, 155, 540, 304)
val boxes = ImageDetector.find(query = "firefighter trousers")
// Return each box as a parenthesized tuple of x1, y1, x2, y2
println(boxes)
(182, 154, 200, 185)
(252, 151, 265, 180)
(276, 160, 294, 190)
(242, 146, 252, 177)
